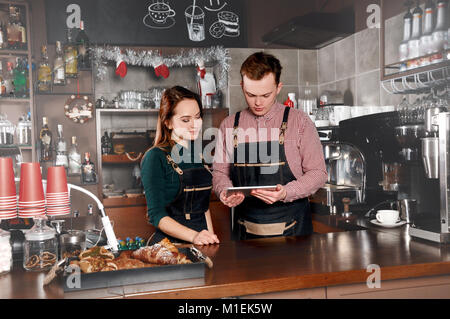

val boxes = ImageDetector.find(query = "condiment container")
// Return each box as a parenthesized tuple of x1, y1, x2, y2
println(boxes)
(60, 230, 86, 259)
(23, 219, 57, 271)
(0, 230, 12, 275)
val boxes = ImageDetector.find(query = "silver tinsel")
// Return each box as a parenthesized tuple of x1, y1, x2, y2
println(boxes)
(93, 46, 231, 90)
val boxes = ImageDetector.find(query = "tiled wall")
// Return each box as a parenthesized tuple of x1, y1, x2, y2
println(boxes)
(226, 48, 319, 114)
(225, 11, 411, 113)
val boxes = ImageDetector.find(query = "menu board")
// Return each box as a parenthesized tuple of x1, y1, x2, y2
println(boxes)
(44, 0, 247, 47)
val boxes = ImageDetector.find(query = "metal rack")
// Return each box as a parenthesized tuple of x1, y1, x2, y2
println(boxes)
(381, 64, 450, 95)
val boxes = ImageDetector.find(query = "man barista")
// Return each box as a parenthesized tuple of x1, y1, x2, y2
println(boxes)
(212, 52, 327, 240)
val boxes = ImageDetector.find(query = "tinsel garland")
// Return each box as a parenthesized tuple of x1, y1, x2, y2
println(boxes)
(93, 46, 231, 90)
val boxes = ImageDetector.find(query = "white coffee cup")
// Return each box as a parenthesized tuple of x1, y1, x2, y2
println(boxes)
(376, 210, 400, 225)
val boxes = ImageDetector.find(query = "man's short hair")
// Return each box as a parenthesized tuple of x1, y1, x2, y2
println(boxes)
(240, 52, 282, 85)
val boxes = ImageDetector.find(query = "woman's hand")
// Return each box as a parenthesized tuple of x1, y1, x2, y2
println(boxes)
(220, 190, 245, 208)
(192, 230, 220, 245)
(250, 184, 287, 204)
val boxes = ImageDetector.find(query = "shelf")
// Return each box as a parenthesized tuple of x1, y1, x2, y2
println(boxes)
(0, 49, 29, 56)
(102, 154, 143, 164)
(0, 97, 30, 102)
(103, 196, 146, 208)
(97, 107, 228, 114)
(35, 92, 93, 96)
(381, 64, 450, 95)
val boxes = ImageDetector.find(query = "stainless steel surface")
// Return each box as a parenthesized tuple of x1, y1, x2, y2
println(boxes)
(395, 124, 426, 161)
(60, 230, 86, 245)
(425, 106, 446, 133)
(397, 199, 416, 223)
(421, 137, 439, 179)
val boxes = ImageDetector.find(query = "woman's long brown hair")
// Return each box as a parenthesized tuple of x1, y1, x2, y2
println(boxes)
(152, 86, 203, 151)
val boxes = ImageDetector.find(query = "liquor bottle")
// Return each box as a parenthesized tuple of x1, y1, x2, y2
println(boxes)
(16, 6, 26, 49)
(81, 152, 97, 184)
(13, 57, 28, 98)
(75, 21, 90, 69)
(0, 23, 6, 49)
(3, 61, 13, 96)
(53, 41, 65, 85)
(37, 45, 51, 92)
(407, 1, 423, 64)
(399, 3, 412, 63)
(419, 0, 435, 65)
(39, 117, 53, 162)
(6, 6, 20, 49)
(68, 136, 81, 175)
(0, 62, 5, 96)
(55, 124, 68, 168)
(64, 28, 78, 78)
(431, 0, 448, 62)
(101, 131, 112, 154)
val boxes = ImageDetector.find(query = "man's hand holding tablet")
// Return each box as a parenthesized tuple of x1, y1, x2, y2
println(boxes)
(220, 184, 286, 207)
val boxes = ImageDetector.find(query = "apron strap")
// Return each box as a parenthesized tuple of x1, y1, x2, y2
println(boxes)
(165, 154, 184, 175)
(279, 107, 290, 145)
(233, 112, 241, 149)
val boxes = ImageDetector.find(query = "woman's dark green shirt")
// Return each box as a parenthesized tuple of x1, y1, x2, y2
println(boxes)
(141, 142, 204, 227)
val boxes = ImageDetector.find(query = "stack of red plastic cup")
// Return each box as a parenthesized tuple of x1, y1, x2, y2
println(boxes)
(0, 158, 18, 220)
(18, 163, 46, 219)
(46, 166, 70, 216)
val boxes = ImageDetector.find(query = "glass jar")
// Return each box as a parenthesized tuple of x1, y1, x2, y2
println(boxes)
(23, 219, 57, 271)
(0, 229, 12, 275)
(59, 230, 86, 259)
(16, 114, 32, 146)
(0, 113, 15, 145)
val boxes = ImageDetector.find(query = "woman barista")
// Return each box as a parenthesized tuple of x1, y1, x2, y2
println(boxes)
(141, 86, 219, 245)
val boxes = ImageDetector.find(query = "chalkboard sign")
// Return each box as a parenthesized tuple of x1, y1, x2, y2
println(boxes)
(44, 0, 247, 47)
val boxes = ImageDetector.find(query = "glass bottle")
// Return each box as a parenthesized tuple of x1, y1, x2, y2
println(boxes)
(407, 1, 422, 61)
(101, 131, 112, 155)
(64, 28, 78, 78)
(419, 0, 435, 65)
(431, 0, 448, 62)
(39, 117, 52, 162)
(0, 62, 5, 96)
(399, 3, 412, 62)
(37, 45, 51, 93)
(6, 6, 21, 49)
(16, 6, 26, 50)
(4, 61, 14, 97)
(23, 219, 57, 272)
(53, 41, 65, 86)
(0, 229, 12, 275)
(0, 23, 6, 49)
(81, 152, 97, 184)
(68, 136, 81, 176)
(55, 124, 68, 168)
(13, 57, 28, 98)
(75, 21, 90, 69)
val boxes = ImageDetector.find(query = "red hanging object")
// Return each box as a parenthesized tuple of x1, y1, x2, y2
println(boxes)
(154, 62, 170, 79)
(196, 66, 206, 79)
(115, 59, 127, 78)
(283, 97, 294, 108)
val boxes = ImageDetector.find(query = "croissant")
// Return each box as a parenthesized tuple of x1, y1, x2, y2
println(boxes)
(132, 243, 178, 265)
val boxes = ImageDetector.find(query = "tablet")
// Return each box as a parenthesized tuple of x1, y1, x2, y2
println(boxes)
(226, 185, 277, 196)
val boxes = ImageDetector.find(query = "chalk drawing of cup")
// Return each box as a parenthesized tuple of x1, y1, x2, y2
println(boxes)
(148, 1, 176, 24)
(185, 5, 205, 42)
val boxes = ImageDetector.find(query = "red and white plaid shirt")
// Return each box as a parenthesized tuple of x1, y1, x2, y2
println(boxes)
(212, 102, 327, 203)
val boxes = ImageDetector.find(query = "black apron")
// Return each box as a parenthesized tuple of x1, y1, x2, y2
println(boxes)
(231, 107, 312, 240)
(149, 151, 213, 245)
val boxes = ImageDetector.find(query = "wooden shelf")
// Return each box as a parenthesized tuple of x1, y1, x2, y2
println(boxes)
(102, 196, 146, 208)
(0, 97, 30, 102)
(102, 154, 143, 164)
(0, 49, 28, 56)
(35, 92, 93, 96)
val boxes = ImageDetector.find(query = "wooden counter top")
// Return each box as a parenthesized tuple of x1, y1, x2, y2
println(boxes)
(1, 209, 449, 299)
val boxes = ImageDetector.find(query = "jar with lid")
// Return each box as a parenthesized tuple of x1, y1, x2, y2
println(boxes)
(0, 113, 15, 145)
(0, 229, 12, 275)
(59, 230, 86, 259)
(16, 112, 32, 146)
(23, 219, 57, 271)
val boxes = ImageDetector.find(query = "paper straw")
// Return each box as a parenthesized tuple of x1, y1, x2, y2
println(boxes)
(191, 0, 196, 27)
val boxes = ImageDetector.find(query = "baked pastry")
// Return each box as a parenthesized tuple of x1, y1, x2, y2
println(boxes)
(79, 246, 115, 260)
(132, 243, 178, 265)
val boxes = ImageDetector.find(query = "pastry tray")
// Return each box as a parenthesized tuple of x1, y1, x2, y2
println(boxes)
(62, 248, 205, 292)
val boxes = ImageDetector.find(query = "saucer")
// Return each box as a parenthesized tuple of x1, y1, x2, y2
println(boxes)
(143, 14, 175, 29)
(370, 219, 407, 228)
